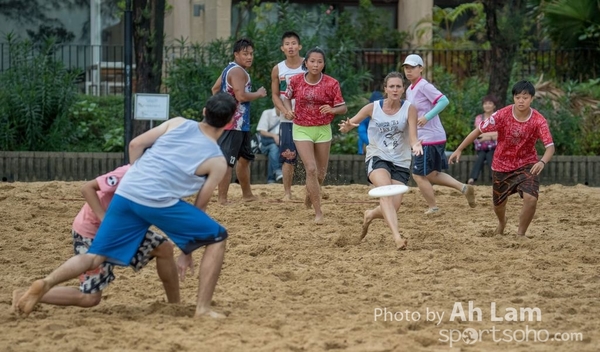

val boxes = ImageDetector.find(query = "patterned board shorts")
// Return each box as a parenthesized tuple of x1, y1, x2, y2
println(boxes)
(73, 229, 167, 294)
(492, 164, 540, 206)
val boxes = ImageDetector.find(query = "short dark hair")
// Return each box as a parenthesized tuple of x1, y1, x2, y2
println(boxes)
(512, 80, 535, 97)
(302, 47, 326, 74)
(481, 94, 500, 107)
(233, 38, 253, 54)
(204, 93, 237, 128)
(282, 31, 301, 44)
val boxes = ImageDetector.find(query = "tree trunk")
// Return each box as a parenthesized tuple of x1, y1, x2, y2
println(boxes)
(132, 0, 166, 138)
(483, 0, 526, 105)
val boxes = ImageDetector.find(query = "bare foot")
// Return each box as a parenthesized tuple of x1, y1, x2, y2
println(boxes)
(314, 214, 324, 225)
(12, 289, 24, 313)
(242, 195, 258, 202)
(217, 198, 231, 206)
(516, 233, 533, 239)
(467, 178, 474, 185)
(282, 194, 293, 202)
(394, 238, 408, 250)
(494, 217, 508, 235)
(360, 210, 373, 241)
(464, 184, 476, 208)
(304, 194, 312, 209)
(16, 280, 49, 316)
(194, 308, 227, 319)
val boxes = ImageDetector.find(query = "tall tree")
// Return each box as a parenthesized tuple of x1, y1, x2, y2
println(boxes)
(132, 0, 166, 137)
(482, 0, 527, 104)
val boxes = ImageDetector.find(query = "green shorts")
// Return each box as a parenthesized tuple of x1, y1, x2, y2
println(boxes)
(292, 124, 332, 143)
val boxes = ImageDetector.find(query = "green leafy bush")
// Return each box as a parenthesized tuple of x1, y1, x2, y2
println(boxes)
(0, 35, 80, 151)
(68, 95, 125, 152)
(432, 67, 489, 153)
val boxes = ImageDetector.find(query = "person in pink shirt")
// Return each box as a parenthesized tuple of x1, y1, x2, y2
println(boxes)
(282, 47, 347, 224)
(468, 95, 500, 185)
(402, 54, 476, 214)
(449, 81, 555, 238)
(12, 165, 179, 310)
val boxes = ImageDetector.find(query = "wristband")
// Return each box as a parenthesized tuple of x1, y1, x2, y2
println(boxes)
(539, 160, 546, 165)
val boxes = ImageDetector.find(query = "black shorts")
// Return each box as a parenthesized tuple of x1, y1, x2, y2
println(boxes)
(412, 143, 448, 176)
(492, 164, 539, 206)
(366, 156, 410, 185)
(278, 123, 297, 164)
(218, 130, 255, 167)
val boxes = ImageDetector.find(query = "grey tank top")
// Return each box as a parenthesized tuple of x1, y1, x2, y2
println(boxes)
(117, 120, 224, 207)
(365, 100, 412, 169)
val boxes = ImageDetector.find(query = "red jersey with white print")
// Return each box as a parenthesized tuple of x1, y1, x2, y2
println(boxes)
(285, 73, 345, 126)
(479, 105, 553, 172)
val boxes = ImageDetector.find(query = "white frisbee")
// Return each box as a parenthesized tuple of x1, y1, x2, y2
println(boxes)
(368, 184, 409, 198)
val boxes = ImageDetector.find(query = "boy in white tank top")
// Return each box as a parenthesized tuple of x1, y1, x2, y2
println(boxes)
(270, 31, 304, 200)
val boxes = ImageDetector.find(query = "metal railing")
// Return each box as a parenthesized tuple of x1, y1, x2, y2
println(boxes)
(1, 43, 598, 96)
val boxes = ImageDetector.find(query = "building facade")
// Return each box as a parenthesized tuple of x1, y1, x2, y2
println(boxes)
(164, 0, 433, 47)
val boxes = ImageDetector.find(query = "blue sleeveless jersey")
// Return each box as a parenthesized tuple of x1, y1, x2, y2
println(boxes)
(220, 62, 251, 131)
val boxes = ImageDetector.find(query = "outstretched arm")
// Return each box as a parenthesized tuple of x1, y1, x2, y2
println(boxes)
(338, 103, 373, 133)
(448, 128, 482, 164)
(129, 117, 187, 163)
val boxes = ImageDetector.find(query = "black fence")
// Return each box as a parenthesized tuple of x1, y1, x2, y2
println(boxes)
(1, 43, 598, 96)
(358, 48, 600, 89)
(3, 152, 600, 187)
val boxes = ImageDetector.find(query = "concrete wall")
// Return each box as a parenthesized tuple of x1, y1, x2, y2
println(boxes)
(164, 0, 231, 45)
(398, 0, 433, 48)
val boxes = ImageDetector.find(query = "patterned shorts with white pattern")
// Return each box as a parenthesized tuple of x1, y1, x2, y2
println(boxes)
(72, 229, 167, 294)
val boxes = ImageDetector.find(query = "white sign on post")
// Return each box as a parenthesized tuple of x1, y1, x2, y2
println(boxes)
(134, 94, 170, 127)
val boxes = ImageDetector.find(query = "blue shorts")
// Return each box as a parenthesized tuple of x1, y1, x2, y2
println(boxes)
(89, 195, 228, 265)
(279, 123, 297, 164)
(412, 143, 448, 176)
(366, 156, 410, 185)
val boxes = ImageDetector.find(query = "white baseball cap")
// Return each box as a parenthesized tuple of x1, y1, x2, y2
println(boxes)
(402, 54, 424, 67)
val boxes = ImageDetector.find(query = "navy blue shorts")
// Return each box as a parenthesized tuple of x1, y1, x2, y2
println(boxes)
(278, 122, 297, 164)
(366, 156, 410, 185)
(412, 143, 448, 176)
(88, 195, 228, 266)
(218, 130, 255, 167)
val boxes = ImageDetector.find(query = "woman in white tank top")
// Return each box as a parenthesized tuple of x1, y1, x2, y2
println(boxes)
(339, 72, 422, 250)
